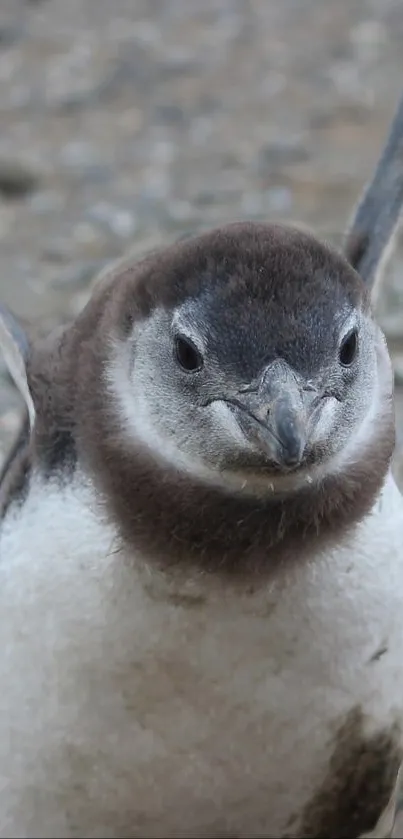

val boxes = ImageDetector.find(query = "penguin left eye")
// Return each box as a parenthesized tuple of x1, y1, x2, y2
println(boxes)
(339, 328, 359, 367)
(174, 334, 204, 373)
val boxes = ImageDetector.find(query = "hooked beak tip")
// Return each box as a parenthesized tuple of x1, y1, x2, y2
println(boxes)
(272, 399, 306, 467)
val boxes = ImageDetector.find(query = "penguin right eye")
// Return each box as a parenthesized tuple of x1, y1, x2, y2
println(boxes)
(174, 334, 204, 373)
(338, 328, 358, 367)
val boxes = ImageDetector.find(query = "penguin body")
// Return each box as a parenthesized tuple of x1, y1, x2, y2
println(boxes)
(0, 458, 403, 838)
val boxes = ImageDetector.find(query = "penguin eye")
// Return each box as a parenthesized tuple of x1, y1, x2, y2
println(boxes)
(339, 328, 358, 367)
(174, 334, 204, 373)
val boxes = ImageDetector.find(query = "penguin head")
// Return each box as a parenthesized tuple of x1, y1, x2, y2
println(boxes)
(106, 222, 392, 494)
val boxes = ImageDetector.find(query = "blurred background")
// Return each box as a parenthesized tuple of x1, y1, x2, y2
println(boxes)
(1, 0, 403, 482)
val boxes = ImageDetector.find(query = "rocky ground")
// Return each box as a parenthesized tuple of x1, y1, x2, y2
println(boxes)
(1, 0, 403, 474)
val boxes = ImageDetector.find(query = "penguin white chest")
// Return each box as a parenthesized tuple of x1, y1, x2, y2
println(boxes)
(0, 470, 403, 837)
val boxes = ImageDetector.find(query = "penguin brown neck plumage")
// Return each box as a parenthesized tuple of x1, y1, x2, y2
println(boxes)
(16, 222, 394, 579)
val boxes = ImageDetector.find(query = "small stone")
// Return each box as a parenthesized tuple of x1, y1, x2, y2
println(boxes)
(256, 138, 310, 172)
(58, 142, 112, 183)
(28, 191, 64, 214)
(167, 200, 194, 222)
(59, 141, 98, 168)
(72, 221, 117, 260)
(0, 24, 24, 48)
(156, 57, 201, 80)
(44, 42, 128, 111)
(263, 187, 293, 214)
(327, 61, 372, 104)
(139, 170, 172, 203)
(41, 238, 72, 264)
(194, 190, 217, 207)
(189, 116, 214, 146)
(240, 192, 265, 216)
(87, 203, 138, 239)
(109, 20, 160, 47)
(350, 21, 387, 62)
(0, 158, 40, 199)
(153, 104, 187, 126)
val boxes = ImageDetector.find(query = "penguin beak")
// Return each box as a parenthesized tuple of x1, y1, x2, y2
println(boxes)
(225, 362, 317, 469)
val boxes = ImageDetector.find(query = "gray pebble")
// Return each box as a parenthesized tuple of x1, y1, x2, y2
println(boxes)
(28, 191, 64, 214)
(41, 238, 79, 264)
(263, 187, 294, 214)
(256, 139, 310, 173)
(86, 202, 138, 239)
(0, 24, 25, 48)
(153, 104, 188, 126)
(58, 142, 113, 183)
(0, 159, 40, 199)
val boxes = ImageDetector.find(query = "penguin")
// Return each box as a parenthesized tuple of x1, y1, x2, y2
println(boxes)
(1, 93, 403, 839)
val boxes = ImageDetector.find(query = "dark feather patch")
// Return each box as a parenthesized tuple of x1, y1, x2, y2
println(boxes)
(294, 707, 402, 838)
(0, 413, 32, 518)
